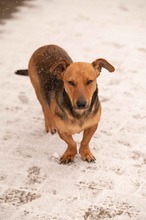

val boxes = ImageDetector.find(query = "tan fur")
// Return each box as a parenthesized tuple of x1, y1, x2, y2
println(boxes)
(27, 45, 115, 163)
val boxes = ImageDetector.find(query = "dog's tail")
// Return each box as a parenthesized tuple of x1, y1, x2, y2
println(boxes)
(15, 69, 28, 76)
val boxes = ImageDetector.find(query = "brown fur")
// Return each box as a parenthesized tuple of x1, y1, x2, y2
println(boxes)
(17, 44, 115, 163)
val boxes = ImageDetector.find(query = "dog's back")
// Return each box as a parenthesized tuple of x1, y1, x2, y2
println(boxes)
(31, 45, 72, 74)
(28, 45, 73, 104)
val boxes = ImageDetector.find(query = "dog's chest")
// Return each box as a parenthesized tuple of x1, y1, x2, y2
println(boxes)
(53, 106, 101, 135)
(55, 117, 90, 134)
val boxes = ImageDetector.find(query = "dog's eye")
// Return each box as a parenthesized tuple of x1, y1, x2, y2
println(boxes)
(86, 80, 93, 85)
(68, 81, 75, 86)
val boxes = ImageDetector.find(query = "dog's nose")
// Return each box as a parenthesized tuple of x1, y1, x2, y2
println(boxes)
(76, 99, 87, 109)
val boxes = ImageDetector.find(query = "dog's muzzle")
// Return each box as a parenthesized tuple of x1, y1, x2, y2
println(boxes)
(76, 98, 87, 109)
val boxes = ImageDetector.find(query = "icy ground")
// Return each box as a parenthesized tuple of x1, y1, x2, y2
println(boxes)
(0, 0, 146, 219)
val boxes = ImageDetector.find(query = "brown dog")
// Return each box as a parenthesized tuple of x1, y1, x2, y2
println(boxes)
(15, 45, 115, 163)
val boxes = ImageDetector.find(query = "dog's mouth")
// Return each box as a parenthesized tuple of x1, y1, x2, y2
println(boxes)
(74, 105, 89, 110)
(73, 104, 90, 114)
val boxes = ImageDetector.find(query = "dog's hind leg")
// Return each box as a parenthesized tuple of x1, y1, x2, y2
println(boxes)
(58, 132, 77, 163)
(28, 67, 56, 134)
(79, 124, 98, 162)
(41, 103, 56, 134)
(33, 89, 56, 134)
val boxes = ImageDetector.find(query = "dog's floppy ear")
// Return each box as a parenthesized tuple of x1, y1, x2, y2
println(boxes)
(92, 58, 115, 74)
(50, 60, 70, 76)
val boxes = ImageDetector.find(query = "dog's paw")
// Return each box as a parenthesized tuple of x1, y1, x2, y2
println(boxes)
(79, 147, 96, 162)
(45, 123, 57, 135)
(60, 149, 77, 164)
(47, 127, 57, 135)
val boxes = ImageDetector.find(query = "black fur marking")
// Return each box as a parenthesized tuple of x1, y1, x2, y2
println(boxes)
(90, 87, 100, 115)
(40, 73, 64, 105)
(54, 89, 72, 122)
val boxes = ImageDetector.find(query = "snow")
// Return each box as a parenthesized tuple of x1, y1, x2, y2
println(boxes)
(0, 0, 146, 219)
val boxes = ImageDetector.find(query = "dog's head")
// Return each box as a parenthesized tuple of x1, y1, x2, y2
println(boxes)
(50, 58, 115, 112)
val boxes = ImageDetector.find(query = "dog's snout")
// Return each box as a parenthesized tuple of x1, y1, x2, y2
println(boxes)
(76, 98, 87, 109)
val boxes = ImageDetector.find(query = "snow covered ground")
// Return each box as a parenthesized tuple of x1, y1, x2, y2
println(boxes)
(0, 0, 146, 219)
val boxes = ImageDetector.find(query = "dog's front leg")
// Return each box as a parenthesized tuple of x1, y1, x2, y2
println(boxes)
(58, 132, 77, 163)
(79, 124, 98, 162)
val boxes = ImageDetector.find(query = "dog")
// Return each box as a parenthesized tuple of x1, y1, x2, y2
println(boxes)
(15, 44, 115, 163)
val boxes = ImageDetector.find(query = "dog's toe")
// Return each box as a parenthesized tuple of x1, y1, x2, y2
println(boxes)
(79, 147, 96, 162)
(60, 148, 77, 164)
(60, 156, 74, 164)
(86, 155, 96, 163)
(51, 129, 57, 135)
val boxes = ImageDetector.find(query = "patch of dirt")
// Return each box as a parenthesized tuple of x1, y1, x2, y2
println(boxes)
(26, 166, 46, 185)
(0, 189, 41, 206)
(84, 202, 140, 219)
